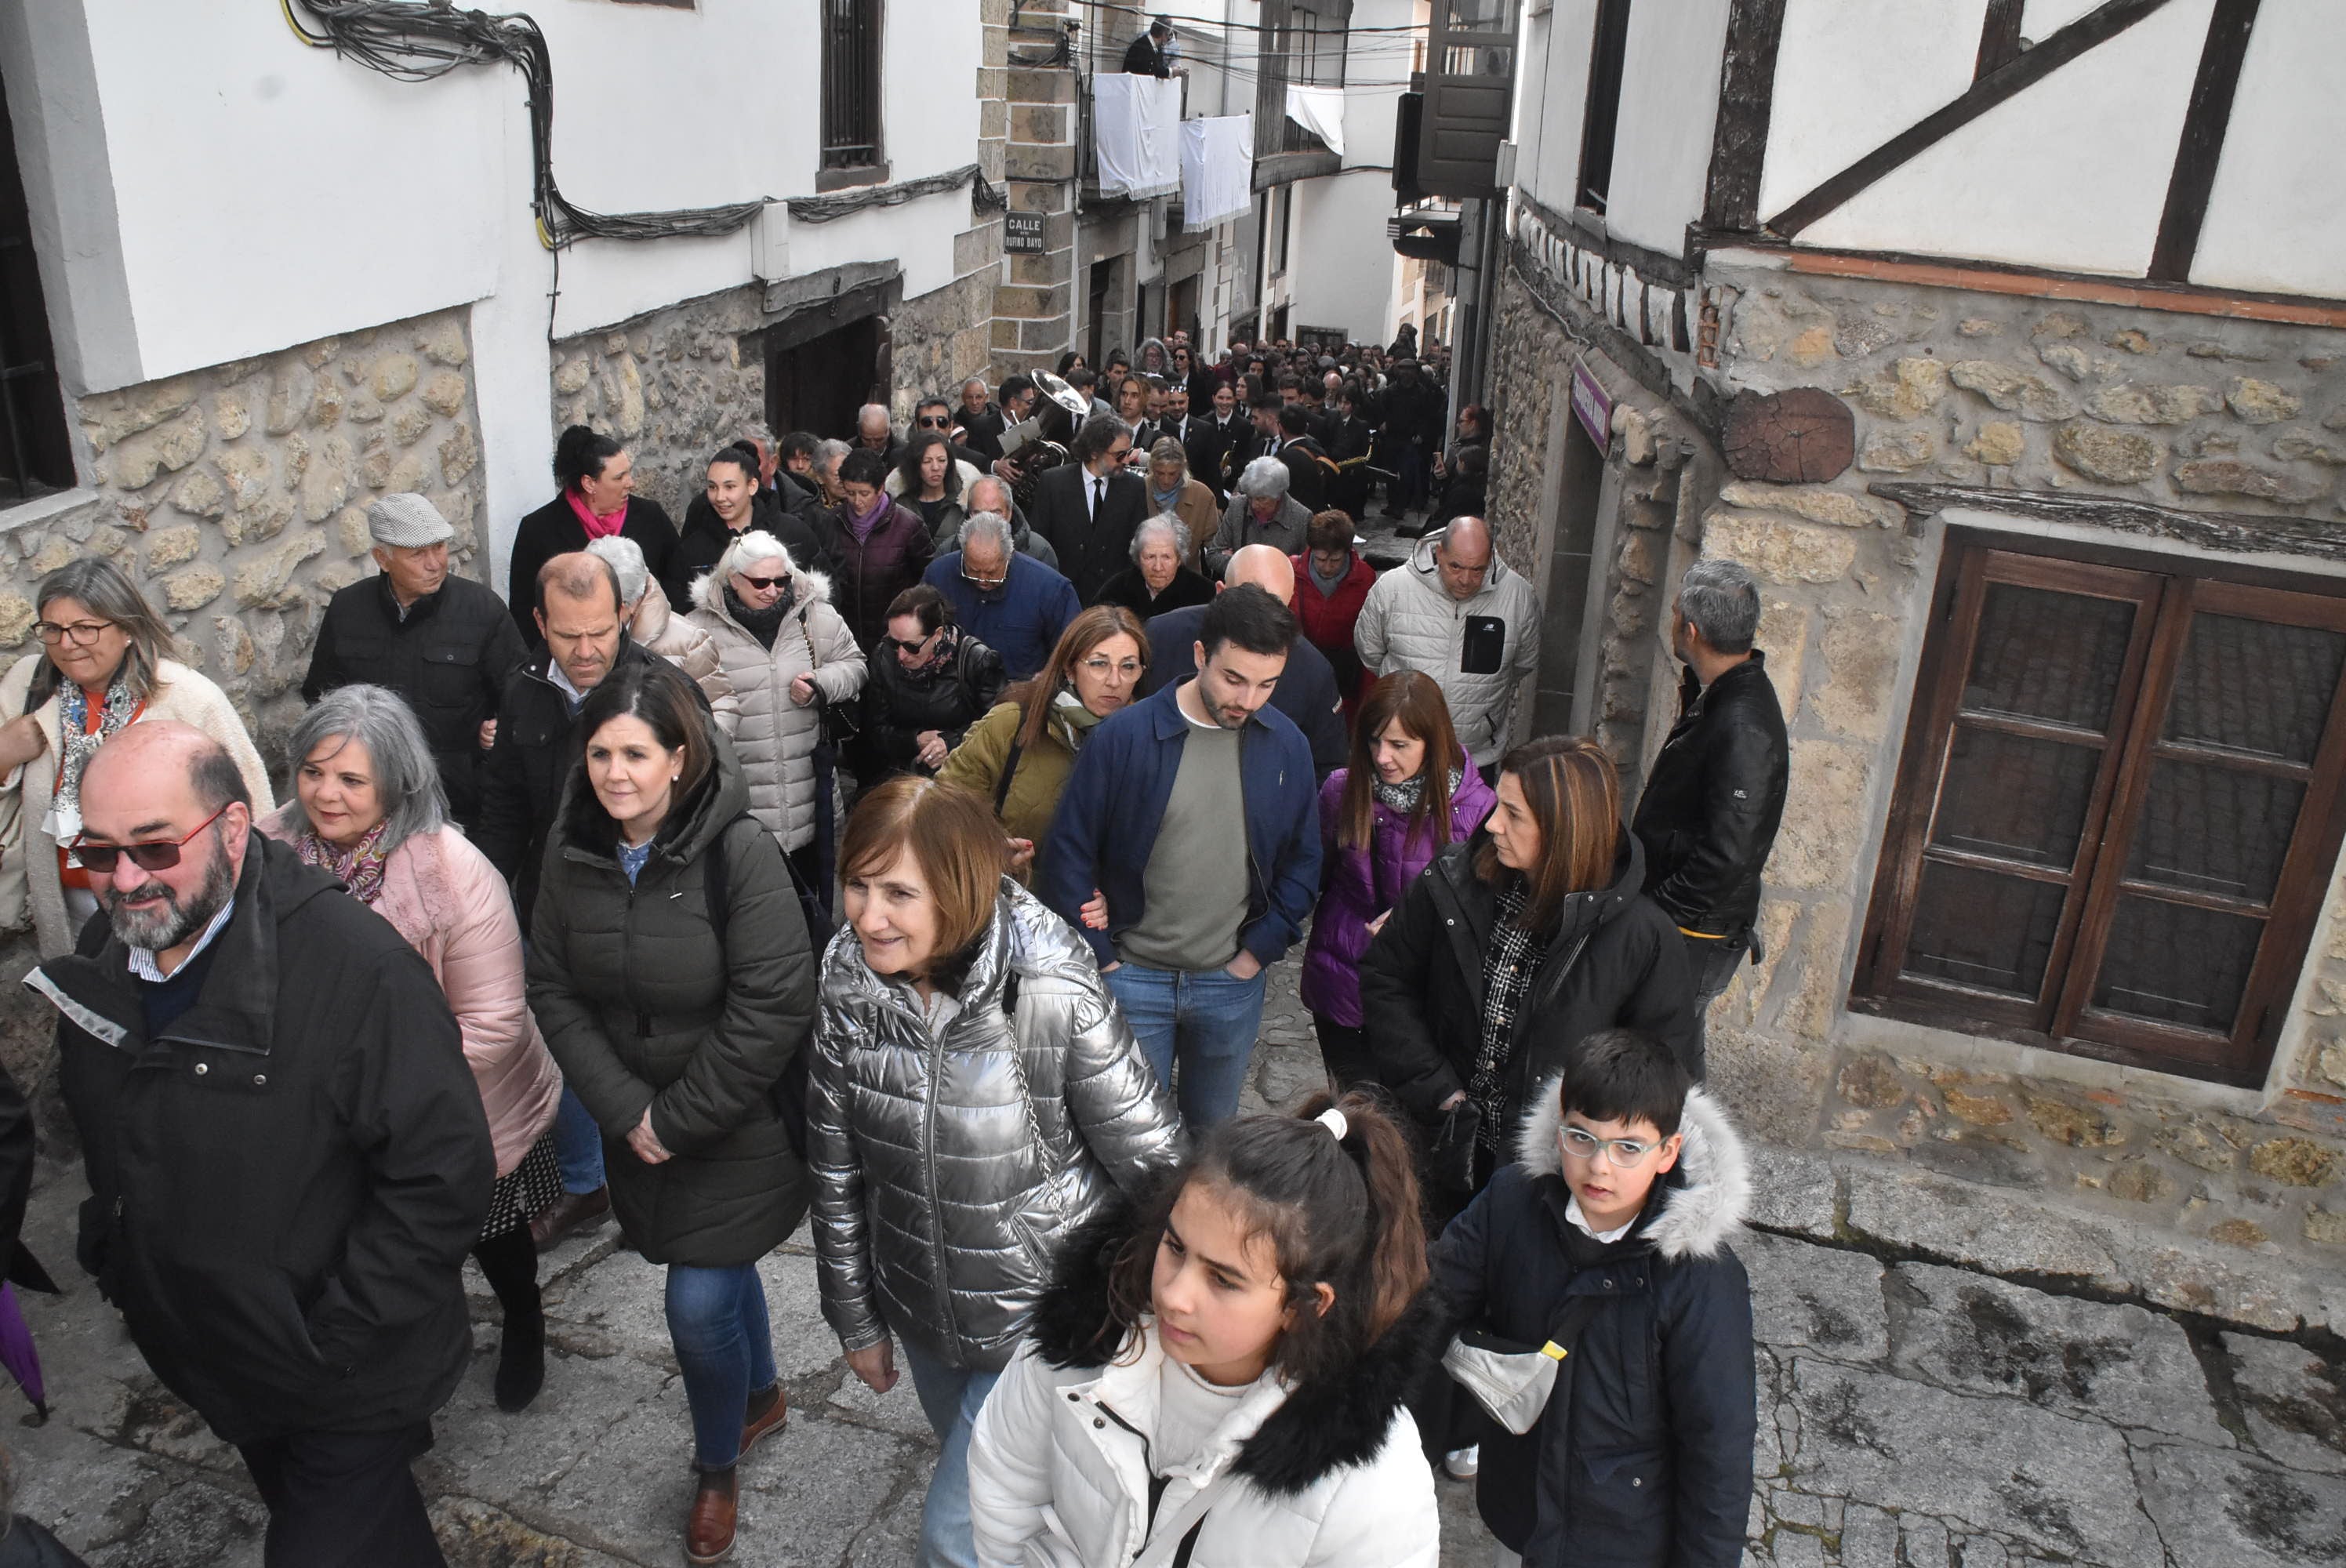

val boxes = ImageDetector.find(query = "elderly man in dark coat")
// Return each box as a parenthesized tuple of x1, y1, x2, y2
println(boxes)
(31, 722, 492, 1568)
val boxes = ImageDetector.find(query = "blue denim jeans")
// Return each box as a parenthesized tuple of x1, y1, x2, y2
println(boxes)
(664, 1263, 778, 1471)
(551, 1085, 605, 1196)
(1103, 961, 1269, 1127)
(899, 1338, 1001, 1568)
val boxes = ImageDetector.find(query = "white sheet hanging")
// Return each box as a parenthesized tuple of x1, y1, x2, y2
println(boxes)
(1179, 114, 1253, 232)
(1093, 74, 1182, 199)
(1284, 84, 1346, 158)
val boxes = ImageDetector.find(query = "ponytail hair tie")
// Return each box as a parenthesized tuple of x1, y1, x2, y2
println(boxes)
(1315, 1106, 1349, 1142)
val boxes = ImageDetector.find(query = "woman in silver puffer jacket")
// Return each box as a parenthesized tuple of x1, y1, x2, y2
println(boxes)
(811, 775, 1181, 1568)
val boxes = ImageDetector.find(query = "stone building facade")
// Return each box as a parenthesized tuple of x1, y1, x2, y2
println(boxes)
(0, 307, 488, 1089)
(1482, 227, 2346, 1330)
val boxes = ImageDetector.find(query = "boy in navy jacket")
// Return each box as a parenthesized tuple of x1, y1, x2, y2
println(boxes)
(1431, 1028, 1756, 1567)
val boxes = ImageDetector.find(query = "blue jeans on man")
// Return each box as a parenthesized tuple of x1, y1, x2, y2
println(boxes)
(1103, 961, 1269, 1127)
(551, 1083, 606, 1195)
(899, 1338, 1003, 1568)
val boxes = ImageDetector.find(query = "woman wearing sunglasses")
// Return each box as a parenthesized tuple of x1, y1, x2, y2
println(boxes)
(260, 684, 562, 1414)
(853, 585, 1005, 789)
(0, 559, 273, 956)
(685, 530, 866, 896)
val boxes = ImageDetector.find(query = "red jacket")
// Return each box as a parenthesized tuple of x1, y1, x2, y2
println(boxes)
(1291, 551, 1378, 713)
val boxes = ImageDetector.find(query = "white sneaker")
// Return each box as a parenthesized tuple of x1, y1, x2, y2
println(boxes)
(1444, 1444, 1480, 1480)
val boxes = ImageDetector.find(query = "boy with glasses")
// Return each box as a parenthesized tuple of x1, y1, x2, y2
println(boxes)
(1429, 1028, 1756, 1568)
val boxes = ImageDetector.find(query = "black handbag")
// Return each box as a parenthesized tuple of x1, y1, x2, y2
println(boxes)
(1425, 1100, 1484, 1195)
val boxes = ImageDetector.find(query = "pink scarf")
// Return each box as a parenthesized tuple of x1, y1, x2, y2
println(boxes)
(566, 486, 627, 540)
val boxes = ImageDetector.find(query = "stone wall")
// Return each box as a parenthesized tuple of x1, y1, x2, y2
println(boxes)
(550, 284, 768, 532)
(1687, 264, 2346, 1294)
(0, 307, 488, 1094)
(6, 306, 488, 764)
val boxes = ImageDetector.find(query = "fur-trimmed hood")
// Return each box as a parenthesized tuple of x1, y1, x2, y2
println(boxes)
(1513, 1076, 1749, 1261)
(1027, 1202, 1447, 1497)
(686, 546, 833, 620)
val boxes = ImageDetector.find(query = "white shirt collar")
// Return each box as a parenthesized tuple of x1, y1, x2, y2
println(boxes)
(1564, 1194, 1637, 1245)
(126, 894, 237, 982)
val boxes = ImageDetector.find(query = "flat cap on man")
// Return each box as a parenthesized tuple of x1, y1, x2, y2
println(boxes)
(368, 492, 455, 549)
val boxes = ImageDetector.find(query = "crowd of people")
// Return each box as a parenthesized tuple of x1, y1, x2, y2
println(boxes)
(0, 335, 1792, 1568)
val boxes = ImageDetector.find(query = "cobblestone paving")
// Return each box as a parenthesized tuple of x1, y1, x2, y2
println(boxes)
(10, 818, 2345, 1565)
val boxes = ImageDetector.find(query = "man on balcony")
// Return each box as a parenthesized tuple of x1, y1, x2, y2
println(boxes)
(1123, 16, 1174, 77)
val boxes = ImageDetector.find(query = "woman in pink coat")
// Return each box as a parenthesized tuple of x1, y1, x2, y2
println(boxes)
(263, 684, 563, 1413)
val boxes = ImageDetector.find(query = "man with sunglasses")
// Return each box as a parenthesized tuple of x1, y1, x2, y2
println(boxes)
(911, 395, 993, 476)
(30, 721, 494, 1568)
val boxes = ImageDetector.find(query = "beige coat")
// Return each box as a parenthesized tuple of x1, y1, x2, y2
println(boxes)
(0, 655, 274, 956)
(630, 579, 737, 733)
(260, 812, 561, 1177)
(685, 566, 866, 852)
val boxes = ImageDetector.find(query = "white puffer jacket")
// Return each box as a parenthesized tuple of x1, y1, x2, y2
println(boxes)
(1352, 530, 1543, 767)
(968, 1207, 1443, 1568)
(685, 566, 866, 851)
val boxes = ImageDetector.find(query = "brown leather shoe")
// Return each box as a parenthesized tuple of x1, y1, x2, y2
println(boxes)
(739, 1385, 789, 1459)
(685, 1466, 737, 1565)
(528, 1187, 611, 1252)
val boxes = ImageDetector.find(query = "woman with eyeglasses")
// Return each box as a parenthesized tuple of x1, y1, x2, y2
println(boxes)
(936, 605, 1147, 883)
(854, 585, 1007, 789)
(260, 684, 562, 1414)
(0, 559, 273, 956)
(685, 531, 867, 895)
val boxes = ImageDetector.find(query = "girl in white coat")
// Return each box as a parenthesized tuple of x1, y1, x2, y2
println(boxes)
(968, 1092, 1443, 1568)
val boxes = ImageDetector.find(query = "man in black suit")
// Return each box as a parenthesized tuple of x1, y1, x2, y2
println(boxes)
(1274, 405, 1331, 515)
(1324, 383, 1376, 521)
(1123, 16, 1174, 76)
(1187, 381, 1244, 504)
(1028, 413, 1146, 604)
(1143, 382, 1197, 455)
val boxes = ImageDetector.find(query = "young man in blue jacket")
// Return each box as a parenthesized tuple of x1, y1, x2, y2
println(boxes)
(1040, 585, 1320, 1125)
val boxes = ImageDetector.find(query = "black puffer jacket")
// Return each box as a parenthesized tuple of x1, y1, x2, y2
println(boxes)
(474, 638, 709, 926)
(855, 630, 1008, 783)
(1431, 1076, 1756, 1567)
(301, 572, 526, 829)
(1629, 655, 1789, 938)
(35, 837, 493, 1444)
(528, 738, 815, 1269)
(677, 493, 834, 587)
(1359, 831, 1698, 1131)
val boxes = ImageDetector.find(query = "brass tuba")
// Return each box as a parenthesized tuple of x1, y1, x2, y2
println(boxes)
(1000, 372, 1094, 511)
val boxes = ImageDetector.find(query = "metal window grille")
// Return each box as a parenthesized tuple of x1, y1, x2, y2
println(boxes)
(820, 0, 883, 170)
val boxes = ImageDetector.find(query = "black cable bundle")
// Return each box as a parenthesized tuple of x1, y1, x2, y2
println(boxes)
(284, 0, 767, 248)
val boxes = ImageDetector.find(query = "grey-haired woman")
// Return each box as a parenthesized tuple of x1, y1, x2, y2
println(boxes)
(260, 684, 564, 1412)
(0, 559, 273, 955)
(1208, 455, 1313, 576)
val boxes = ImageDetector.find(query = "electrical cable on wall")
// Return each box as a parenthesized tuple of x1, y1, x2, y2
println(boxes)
(281, 0, 767, 249)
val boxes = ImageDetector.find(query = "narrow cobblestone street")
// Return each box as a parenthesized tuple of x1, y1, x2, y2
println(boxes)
(5, 964, 2340, 1566)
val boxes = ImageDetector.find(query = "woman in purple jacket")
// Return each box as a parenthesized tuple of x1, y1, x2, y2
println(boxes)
(1302, 671, 1494, 1089)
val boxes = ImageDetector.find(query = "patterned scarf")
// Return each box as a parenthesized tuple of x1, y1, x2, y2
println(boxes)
(899, 623, 964, 681)
(294, 818, 392, 906)
(53, 672, 143, 866)
(1469, 879, 1540, 1152)
(1371, 764, 1465, 816)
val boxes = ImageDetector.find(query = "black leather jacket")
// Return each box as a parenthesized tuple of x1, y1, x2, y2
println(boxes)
(1629, 653, 1790, 938)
